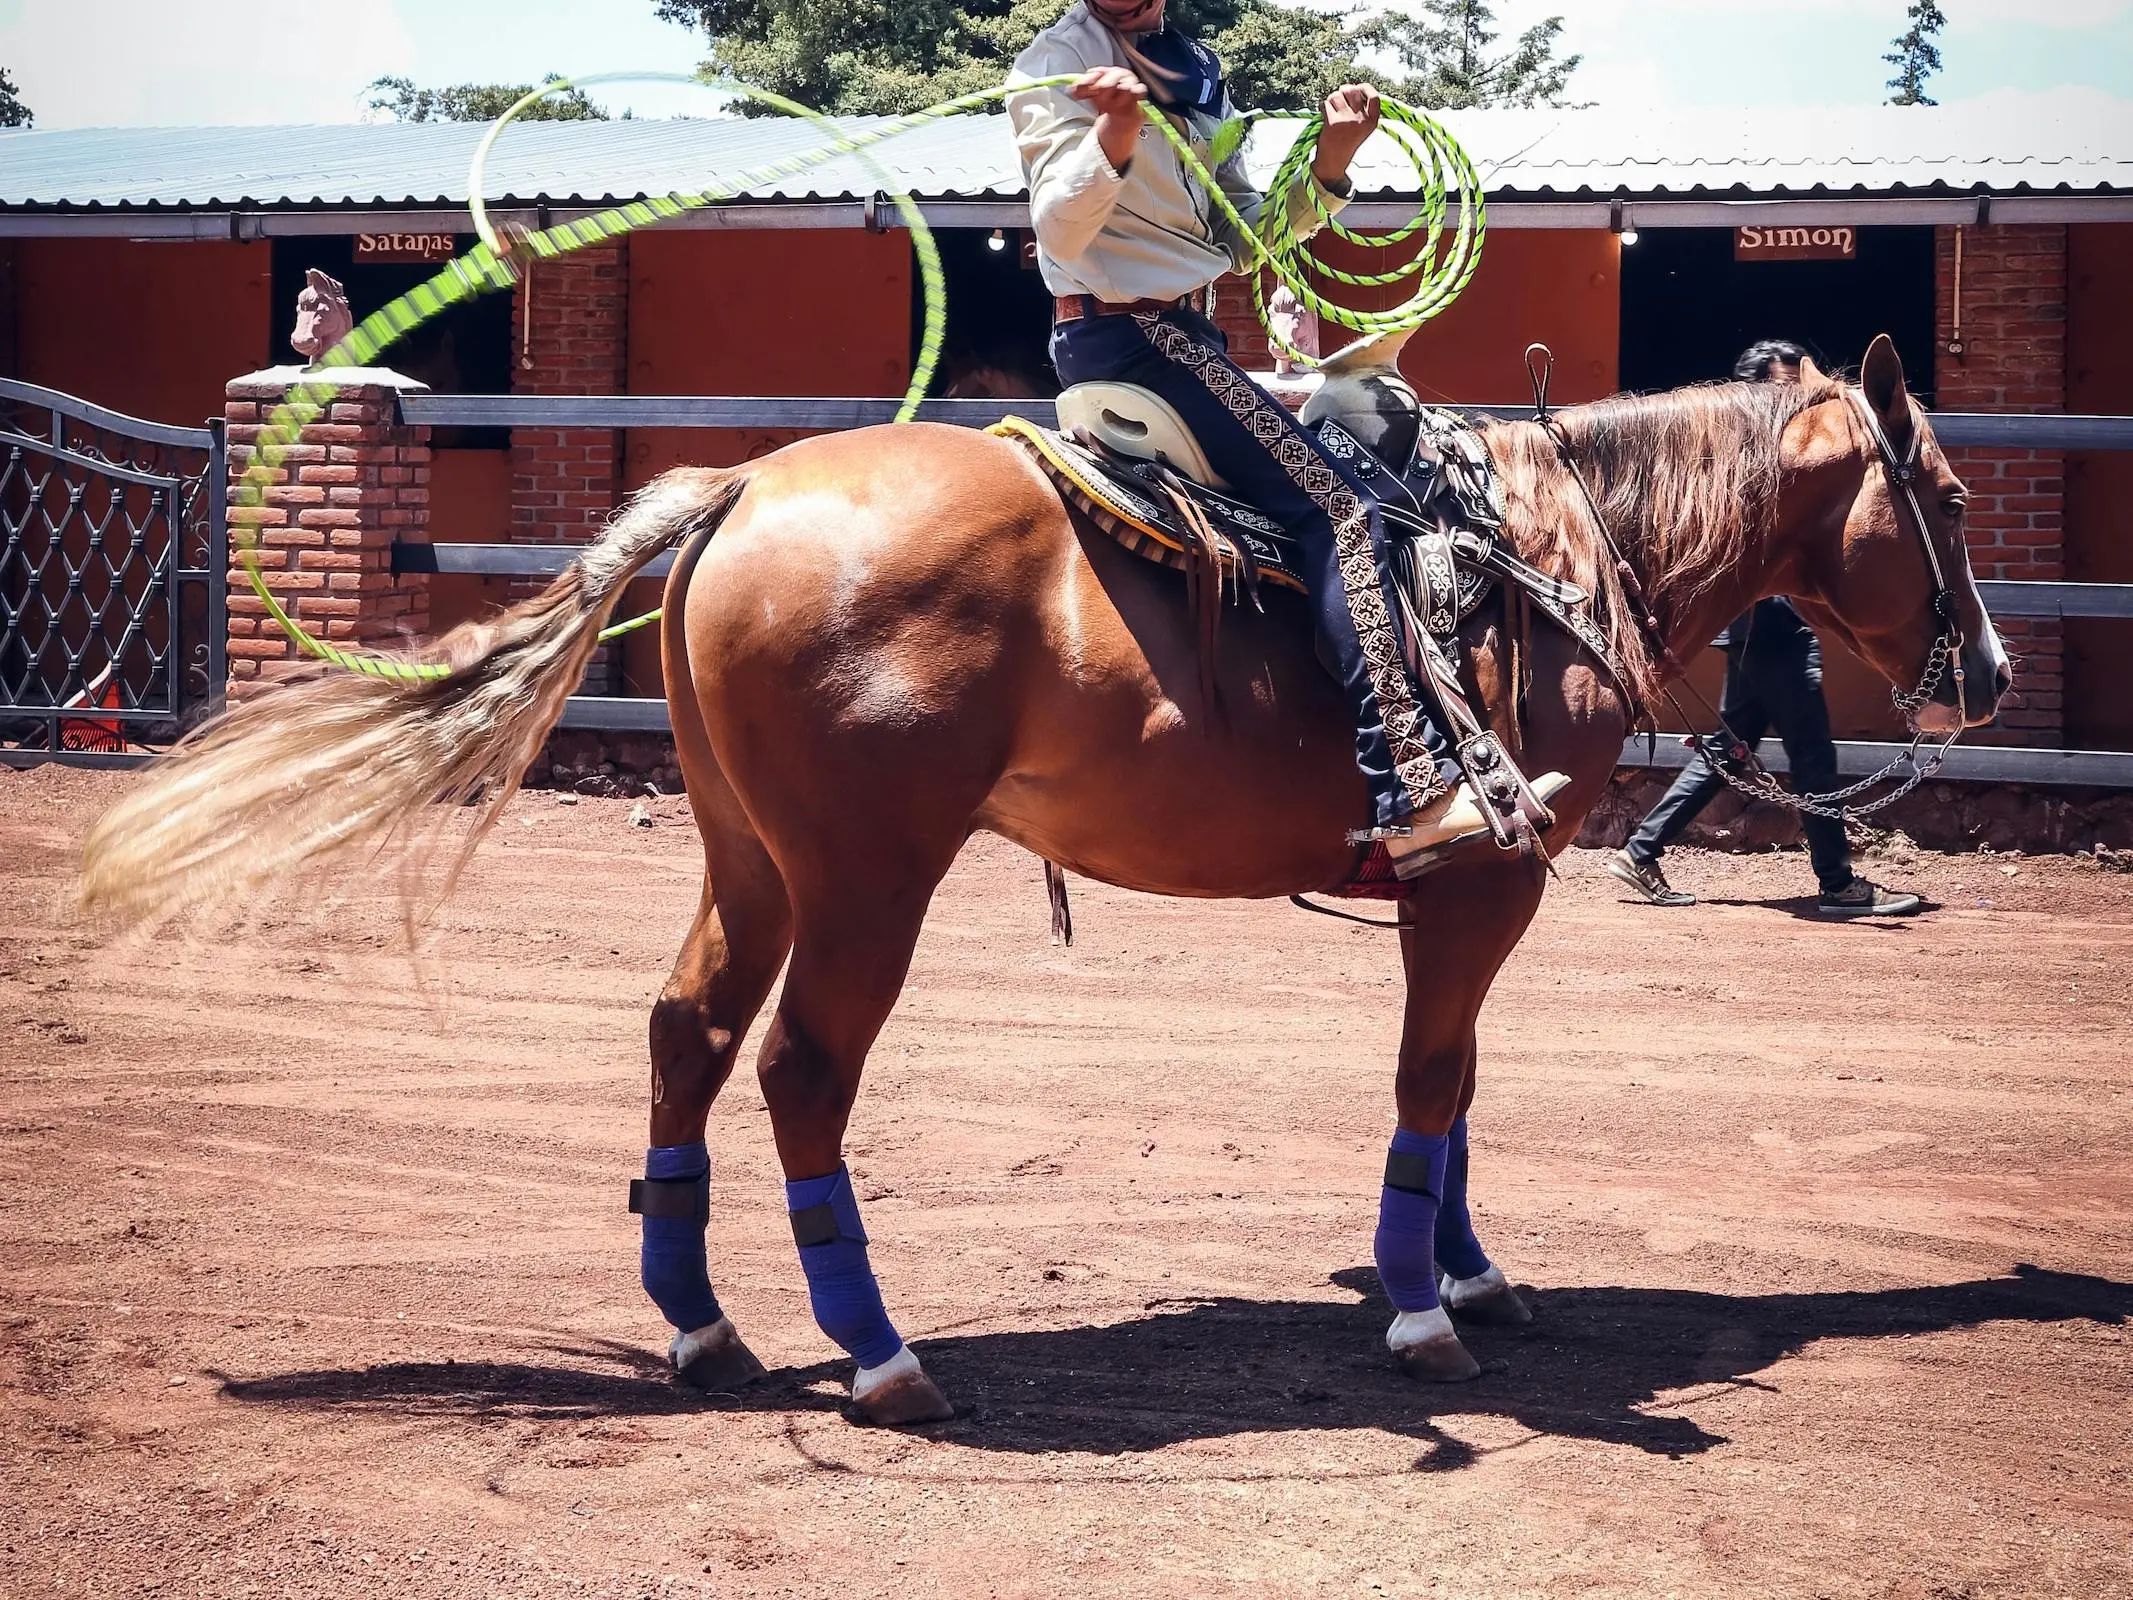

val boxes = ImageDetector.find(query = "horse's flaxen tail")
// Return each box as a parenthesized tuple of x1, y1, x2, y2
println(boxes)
(77, 466, 748, 932)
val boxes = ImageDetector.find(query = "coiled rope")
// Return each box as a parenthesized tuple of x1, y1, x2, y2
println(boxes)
(236, 71, 1485, 683)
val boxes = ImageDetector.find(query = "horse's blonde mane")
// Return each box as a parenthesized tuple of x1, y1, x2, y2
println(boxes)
(1480, 374, 1845, 706)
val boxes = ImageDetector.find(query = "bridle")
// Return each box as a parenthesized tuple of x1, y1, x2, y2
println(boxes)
(1525, 344, 1970, 824)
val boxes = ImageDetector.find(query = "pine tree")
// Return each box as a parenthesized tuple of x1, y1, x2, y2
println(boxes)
(1883, 0, 1946, 107)
(0, 66, 32, 129)
(1358, 0, 1582, 110)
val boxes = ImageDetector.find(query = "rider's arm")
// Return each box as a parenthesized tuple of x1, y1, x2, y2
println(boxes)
(1206, 88, 1353, 272)
(1007, 64, 1138, 272)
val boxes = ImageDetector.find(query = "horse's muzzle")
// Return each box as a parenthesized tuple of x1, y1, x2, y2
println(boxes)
(1920, 641, 2012, 732)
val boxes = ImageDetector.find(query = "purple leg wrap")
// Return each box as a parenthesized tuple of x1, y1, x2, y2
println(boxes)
(1374, 1126, 1448, 1312)
(786, 1164, 904, 1369)
(639, 1141, 723, 1333)
(1434, 1116, 1492, 1282)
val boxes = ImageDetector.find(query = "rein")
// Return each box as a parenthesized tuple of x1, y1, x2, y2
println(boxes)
(1524, 345, 1968, 824)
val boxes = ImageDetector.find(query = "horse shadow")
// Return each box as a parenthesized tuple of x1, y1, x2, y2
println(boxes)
(214, 1263, 2128, 1469)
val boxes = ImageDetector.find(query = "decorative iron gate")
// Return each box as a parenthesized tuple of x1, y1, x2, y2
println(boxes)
(0, 379, 226, 761)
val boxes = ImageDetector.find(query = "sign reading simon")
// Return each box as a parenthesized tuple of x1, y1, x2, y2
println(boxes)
(355, 232, 458, 264)
(1735, 225, 1858, 262)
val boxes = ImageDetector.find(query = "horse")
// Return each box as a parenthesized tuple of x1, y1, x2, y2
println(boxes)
(78, 332, 2010, 1425)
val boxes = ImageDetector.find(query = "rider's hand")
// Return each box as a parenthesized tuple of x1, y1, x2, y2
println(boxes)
(1072, 66, 1150, 173)
(1312, 82, 1381, 188)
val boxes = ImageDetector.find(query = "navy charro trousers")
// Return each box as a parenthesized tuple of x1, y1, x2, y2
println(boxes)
(1051, 307, 1460, 830)
(1625, 625, 1853, 893)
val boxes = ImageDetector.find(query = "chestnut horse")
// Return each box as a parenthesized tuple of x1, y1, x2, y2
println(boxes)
(80, 335, 2008, 1423)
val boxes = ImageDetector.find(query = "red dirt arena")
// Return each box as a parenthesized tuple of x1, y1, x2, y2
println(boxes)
(3, 763, 2129, 1599)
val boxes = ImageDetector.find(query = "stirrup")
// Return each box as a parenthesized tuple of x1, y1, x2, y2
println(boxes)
(1346, 822, 1415, 846)
(1390, 771, 1571, 880)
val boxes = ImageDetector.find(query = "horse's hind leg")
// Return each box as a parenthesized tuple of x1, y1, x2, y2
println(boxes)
(638, 811, 793, 1391)
(755, 851, 963, 1427)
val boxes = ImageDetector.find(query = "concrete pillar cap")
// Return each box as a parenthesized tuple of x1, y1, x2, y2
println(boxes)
(226, 366, 432, 394)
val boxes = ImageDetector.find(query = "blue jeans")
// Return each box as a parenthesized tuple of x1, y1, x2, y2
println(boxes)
(1626, 631, 1853, 894)
(1051, 308, 1458, 828)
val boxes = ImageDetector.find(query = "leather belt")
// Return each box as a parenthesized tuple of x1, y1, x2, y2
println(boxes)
(1054, 290, 1208, 324)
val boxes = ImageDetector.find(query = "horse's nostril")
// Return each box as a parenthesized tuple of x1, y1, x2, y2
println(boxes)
(1993, 661, 2014, 699)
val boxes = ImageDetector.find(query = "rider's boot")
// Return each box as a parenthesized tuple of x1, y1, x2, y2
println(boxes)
(1386, 771, 1571, 876)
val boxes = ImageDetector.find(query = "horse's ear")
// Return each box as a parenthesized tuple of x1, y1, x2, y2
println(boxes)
(1796, 354, 1827, 387)
(1861, 334, 1913, 449)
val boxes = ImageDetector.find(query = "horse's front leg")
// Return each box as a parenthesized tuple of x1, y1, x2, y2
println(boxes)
(1431, 1042, 1533, 1326)
(1379, 859, 1545, 1380)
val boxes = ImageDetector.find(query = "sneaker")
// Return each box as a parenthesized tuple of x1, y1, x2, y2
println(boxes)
(1814, 878, 1924, 918)
(1606, 848, 1696, 906)
(1386, 771, 1572, 874)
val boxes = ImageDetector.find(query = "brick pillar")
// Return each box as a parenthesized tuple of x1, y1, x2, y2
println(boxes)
(223, 368, 430, 699)
(511, 242, 628, 691)
(1936, 223, 2067, 745)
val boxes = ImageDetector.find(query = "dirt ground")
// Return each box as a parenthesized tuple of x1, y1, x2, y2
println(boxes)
(3, 763, 2130, 1600)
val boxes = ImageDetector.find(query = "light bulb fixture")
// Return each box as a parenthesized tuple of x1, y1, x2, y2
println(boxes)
(1610, 198, 1639, 246)
(987, 228, 1008, 252)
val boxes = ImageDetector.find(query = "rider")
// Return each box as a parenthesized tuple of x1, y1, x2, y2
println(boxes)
(1007, 0, 1561, 862)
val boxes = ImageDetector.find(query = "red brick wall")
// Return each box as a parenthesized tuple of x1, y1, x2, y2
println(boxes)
(511, 242, 628, 547)
(1935, 223, 2067, 744)
(224, 379, 430, 697)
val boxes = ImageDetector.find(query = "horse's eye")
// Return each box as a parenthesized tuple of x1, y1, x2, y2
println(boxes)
(1942, 498, 1968, 519)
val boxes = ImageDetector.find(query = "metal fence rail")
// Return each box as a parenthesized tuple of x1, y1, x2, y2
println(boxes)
(397, 394, 2133, 450)
(391, 393, 2133, 788)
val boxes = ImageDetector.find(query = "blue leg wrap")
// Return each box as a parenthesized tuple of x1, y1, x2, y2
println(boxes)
(1434, 1116, 1493, 1282)
(639, 1141, 723, 1334)
(786, 1165, 904, 1369)
(1374, 1127, 1448, 1313)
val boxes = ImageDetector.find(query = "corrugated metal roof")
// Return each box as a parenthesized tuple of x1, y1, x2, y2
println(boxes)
(0, 103, 2125, 211)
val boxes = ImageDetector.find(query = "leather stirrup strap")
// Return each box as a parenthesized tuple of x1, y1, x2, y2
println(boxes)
(1153, 470, 1231, 729)
(1392, 585, 1554, 856)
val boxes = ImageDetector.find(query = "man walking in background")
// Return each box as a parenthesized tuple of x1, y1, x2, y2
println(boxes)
(1607, 340, 1924, 919)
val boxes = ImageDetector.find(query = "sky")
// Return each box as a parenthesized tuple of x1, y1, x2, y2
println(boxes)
(0, 0, 2129, 128)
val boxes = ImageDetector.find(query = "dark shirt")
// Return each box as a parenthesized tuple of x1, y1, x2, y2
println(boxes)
(1716, 596, 1814, 652)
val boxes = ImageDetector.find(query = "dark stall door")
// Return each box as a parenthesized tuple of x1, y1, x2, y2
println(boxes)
(1620, 225, 1937, 401)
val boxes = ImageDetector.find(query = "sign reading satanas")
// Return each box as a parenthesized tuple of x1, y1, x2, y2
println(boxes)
(1735, 225, 1857, 262)
(355, 232, 457, 264)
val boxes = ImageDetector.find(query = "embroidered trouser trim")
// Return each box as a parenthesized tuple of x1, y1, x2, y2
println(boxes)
(1133, 315, 1447, 811)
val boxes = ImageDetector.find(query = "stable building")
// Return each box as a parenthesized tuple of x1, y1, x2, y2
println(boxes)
(2, 106, 2127, 754)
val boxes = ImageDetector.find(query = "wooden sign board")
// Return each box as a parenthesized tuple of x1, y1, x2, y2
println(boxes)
(354, 231, 457, 264)
(1735, 224, 1857, 262)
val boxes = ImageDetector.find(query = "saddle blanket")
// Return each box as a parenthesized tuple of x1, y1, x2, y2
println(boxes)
(993, 414, 1312, 595)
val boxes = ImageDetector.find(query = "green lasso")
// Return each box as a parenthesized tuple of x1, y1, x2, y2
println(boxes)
(235, 71, 1485, 683)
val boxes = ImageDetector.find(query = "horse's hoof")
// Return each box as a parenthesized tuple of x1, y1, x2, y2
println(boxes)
(850, 1346, 954, 1426)
(669, 1317, 766, 1392)
(1387, 1307, 1482, 1383)
(1439, 1265, 1533, 1326)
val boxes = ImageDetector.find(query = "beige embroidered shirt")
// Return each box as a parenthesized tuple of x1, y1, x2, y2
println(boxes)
(1005, 4, 1347, 304)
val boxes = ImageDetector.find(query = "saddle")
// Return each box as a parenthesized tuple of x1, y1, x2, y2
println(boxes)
(995, 383, 1617, 883)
